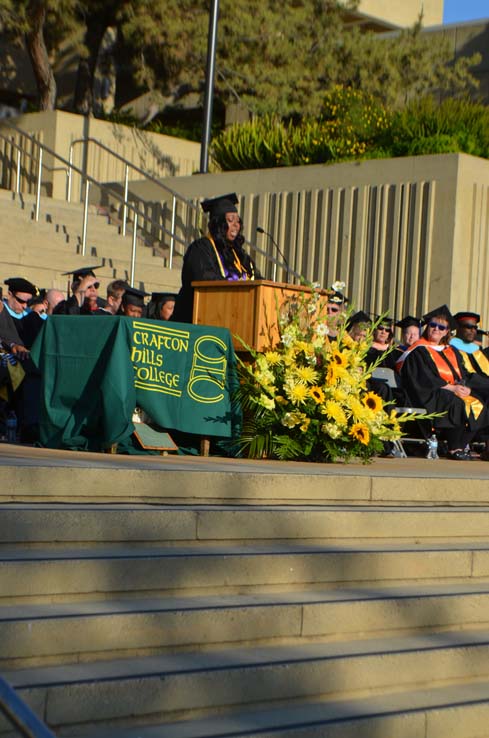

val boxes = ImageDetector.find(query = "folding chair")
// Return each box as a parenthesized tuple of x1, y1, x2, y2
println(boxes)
(371, 367, 429, 458)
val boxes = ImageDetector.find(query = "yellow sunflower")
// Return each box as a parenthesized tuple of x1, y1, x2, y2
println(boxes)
(363, 392, 383, 413)
(331, 349, 349, 368)
(310, 386, 325, 404)
(348, 396, 369, 421)
(326, 363, 339, 386)
(350, 422, 370, 445)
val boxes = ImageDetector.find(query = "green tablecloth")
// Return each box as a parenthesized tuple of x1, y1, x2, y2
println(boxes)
(31, 315, 239, 451)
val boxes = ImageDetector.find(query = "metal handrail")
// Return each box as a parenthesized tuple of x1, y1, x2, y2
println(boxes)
(0, 124, 295, 283)
(68, 137, 198, 208)
(0, 128, 193, 279)
(0, 676, 57, 738)
(67, 138, 298, 279)
(68, 137, 201, 255)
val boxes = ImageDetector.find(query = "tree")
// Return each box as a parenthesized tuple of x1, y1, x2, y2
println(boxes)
(0, 0, 481, 118)
(118, 0, 480, 119)
(0, 0, 77, 110)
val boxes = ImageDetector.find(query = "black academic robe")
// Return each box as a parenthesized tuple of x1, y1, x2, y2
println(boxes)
(53, 296, 107, 315)
(18, 312, 45, 349)
(172, 236, 260, 324)
(0, 307, 23, 348)
(366, 346, 398, 371)
(400, 343, 488, 432)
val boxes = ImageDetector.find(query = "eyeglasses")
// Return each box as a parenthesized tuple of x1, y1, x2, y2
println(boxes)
(460, 323, 478, 330)
(86, 282, 100, 290)
(428, 321, 449, 331)
(13, 294, 29, 305)
(327, 306, 340, 313)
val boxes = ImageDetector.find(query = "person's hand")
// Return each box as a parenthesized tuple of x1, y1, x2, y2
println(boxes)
(11, 344, 30, 361)
(72, 275, 95, 306)
(444, 383, 470, 398)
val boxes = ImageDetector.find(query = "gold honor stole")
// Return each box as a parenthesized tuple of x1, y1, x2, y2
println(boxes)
(207, 235, 254, 280)
(459, 349, 489, 378)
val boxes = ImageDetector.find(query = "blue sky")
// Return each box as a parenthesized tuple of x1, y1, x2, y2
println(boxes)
(443, 0, 489, 23)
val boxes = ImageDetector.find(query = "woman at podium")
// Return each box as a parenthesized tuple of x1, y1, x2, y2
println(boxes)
(172, 193, 261, 323)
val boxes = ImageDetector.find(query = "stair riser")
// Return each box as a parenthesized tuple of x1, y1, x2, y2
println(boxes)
(2, 592, 489, 667)
(5, 642, 489, 732)
(0, 549, 483, 601)
(3, 467, 489, 505)
(3, 508, 489, 545)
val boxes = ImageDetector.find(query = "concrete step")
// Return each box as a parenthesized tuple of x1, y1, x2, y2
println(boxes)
(0, 188, 182, 293)
(0, 218, 172, 269)
(0, 189, 184, 261)
(0, 241, 179, 290)
(3, 504, 489, 546)
(1, 450, 489, 505)
(3, 583, 489, 669)
(1, 541, 489, 603)
(66, 680, 489, 738)
(4, 629, 489, 732)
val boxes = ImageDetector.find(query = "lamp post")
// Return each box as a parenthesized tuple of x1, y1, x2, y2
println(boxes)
(200, 0, 220, 173)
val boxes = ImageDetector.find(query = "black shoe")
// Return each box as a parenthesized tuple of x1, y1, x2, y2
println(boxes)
(447, 450, 472, 461)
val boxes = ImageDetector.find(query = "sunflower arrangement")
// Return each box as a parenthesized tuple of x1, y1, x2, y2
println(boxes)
(236, 285, 419, 463)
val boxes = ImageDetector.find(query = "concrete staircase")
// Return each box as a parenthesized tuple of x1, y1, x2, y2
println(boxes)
(2, 450, 489, 737)
(0, 188, 182, 295)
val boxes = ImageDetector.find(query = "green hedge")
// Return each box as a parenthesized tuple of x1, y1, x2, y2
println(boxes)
(211, 91, 489, 170)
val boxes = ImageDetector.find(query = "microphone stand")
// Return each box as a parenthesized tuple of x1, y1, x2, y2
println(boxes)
(256, 227, 293, 283)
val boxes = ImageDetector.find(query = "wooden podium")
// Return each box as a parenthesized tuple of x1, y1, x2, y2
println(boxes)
(192, 280, 328, 352)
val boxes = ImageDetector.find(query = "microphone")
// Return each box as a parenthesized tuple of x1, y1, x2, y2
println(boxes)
(256, 226, 290, 281)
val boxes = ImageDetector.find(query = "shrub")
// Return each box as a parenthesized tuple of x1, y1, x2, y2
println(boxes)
(211, 91, 489, 171)
(212, 88, 390, 170)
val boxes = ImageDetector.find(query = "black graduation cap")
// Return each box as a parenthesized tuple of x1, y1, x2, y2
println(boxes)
(347, 310, 371, 329)
(201, 193, 239, 218)
(62, 266, 103, 281)
(150, 292, 177, 303)
(422, 304, 456, 331)
(328, 290, 348, 305)
(4, 277, 38, 296)
(28, 292, 47, 307)
(453, 311, 481, 325)
(122, 286, 149, 307)
(374, 315, 394, 330)
(395, 315, 421, 330)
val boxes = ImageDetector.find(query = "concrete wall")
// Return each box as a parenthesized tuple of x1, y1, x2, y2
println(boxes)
(358, 0, 443, 28)
(126, 153, 489, 326)
(0, 111, 200, 200)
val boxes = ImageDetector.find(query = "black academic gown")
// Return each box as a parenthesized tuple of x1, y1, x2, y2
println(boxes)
(400, 343, 488, 432)
(173, 237, 260, 324)
(18, 312, 45, 349)
(0, 307, 23, 348)
(53, 296, 107, 315)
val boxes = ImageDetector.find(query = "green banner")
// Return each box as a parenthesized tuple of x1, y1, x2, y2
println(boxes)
(31, 316, 239, 451)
